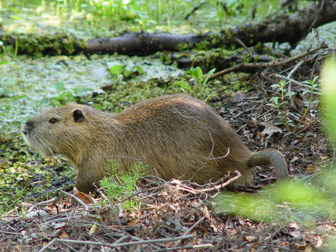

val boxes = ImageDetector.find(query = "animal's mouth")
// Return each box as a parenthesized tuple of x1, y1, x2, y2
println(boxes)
(21, 125, 55, 158)
(22, 122, 32, 135)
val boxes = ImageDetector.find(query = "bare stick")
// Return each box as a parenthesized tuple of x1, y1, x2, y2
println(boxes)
(40, 235, 194, 249)
(38, 238, 58, 252)
(194, 170, 241, 193)
(275, 74, 322, 95)
(235, 38, 251, 56)
(184, 216, 205, 236)
(93, 184, 122, 226)
(170, 170, 241, 194)
(60, 190, 89, 217)
(27, 198, 56, 212)
(184, 1, 206, 20)
(153, 243, 214, 251)
(287, 60, 304, 107)
(209, 43, 328, 80)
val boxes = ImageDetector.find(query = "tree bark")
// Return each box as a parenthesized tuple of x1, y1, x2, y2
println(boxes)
(85, 1, 336, 55)
(0, 1, 335, 57)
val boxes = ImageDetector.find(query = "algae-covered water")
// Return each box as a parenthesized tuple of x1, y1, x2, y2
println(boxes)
(0, 54, 184, 132)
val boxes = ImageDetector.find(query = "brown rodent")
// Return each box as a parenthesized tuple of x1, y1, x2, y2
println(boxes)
(22, 94, 288, 192)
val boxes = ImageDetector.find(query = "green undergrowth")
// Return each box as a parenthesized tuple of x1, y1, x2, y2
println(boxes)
(0, 63, 250, 215)
(0, 0, 283, 39)
(0, 133, 76, 216)
(100, 159, 146, 212)
(213, 57, 336, 247)
(214, 169, 336, 225)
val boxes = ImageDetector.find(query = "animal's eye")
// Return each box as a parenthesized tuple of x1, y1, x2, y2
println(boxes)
(49, 118, 58, 124)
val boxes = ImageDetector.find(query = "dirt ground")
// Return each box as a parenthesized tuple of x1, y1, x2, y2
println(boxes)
(0, 58, 335, 252)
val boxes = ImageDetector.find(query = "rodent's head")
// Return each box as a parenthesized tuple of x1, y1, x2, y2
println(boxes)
(22, 104, 89, 158)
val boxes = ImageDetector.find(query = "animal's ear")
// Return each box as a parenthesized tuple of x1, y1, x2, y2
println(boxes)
(73, 109, 84, 123)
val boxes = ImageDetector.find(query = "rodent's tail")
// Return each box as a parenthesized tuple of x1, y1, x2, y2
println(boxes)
(247, 149, 288, 180)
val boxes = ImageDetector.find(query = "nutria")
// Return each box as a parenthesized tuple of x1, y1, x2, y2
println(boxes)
(22, 94, 288, 192)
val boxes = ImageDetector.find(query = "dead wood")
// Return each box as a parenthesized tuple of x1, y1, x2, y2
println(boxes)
(1, 1, 335, 57)
(85, 1, 336, 56)
(208, 42, 329, 80)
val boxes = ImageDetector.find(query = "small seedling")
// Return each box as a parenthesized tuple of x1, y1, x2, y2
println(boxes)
(100, 159, 146, 212)
(295, 76, 318, 131)
(267, 80, 295, 131)
(174, 66, 216, 99)
(268, 78, 318, 132)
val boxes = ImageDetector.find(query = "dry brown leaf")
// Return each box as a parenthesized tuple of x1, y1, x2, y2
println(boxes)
(294, 96, 305, 107)
(244, 236, 257, 242)
(289, 230, 302, 238)
(260, 122, 282, 136)
(315, 236, 323, 248)
(304, 243, 312, 252)
(252, 241, 262, 247)
(289, 221, 300, 229)
(58, 230, 69, 239)
(252, 118, 258, 129)
(89, 223, 98, 235)
(306, 165, 319, 173)
(75, 192, 92, 205)
(198, 225, 208, 235)
(294, 241, 306, 250)
(281, 241, 290, 247)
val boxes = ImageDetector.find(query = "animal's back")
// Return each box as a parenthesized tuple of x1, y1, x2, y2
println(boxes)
(114, 95, 253, 184)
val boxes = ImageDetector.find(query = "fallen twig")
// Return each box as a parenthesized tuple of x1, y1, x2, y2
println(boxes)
(170, 170, 241, 193)
(60, 190, 89, 217)
(38, 235, 194, 252)
(184, 1, 206, 20)
(209, 43, 328, 80)
(274, 74, 322, 95)
(93, 184, 122, 226)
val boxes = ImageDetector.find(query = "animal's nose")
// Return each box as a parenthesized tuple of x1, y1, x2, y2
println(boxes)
(22, 121, 33, 135)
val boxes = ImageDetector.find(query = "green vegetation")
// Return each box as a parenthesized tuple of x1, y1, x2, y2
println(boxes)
(174, 66, 216, 99)
(321, 58, 336, 145)
(100, 159, 146, 212)
(214, 57, 336, 239)
(267, 80, 295, 131)
(267, 77, 318, 132)
(0, 133, 76, 216)
(215, 179, 332, 225)
(0, 0, 334, 236)
(0, 0, 282, 37)
(40, 81, 92, 106)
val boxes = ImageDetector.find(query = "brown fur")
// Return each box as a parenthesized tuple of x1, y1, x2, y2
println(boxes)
(22, 94, 288, 192)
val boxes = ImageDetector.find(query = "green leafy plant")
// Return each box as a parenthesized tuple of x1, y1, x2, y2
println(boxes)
(214, 180, 329, 225)
(268, 78, 318, 132)
(174, 66, 216, 98)
(321, 58, 336, 144)
(40, 82, 91, 107)
(295, 76, 318, 131)
(267, 80, 295, 131)
(100, 159, 146, 212)
(108, 61, 145, 79)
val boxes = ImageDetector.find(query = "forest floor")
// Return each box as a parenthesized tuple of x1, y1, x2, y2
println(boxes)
(1, 59, 335, 251)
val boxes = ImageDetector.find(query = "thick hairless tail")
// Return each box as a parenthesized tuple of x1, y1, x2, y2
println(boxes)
(247, 149, 288, 180)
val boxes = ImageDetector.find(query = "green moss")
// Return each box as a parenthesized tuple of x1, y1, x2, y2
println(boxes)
(0, 133, 75, 216)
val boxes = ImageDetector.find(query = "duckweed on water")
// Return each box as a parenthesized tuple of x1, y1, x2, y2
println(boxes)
(0, 54, 185, 132)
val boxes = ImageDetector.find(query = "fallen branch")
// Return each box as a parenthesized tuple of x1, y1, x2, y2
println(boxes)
(170, 170, 241, 193)
(60, 190, 89, 217)
(1, 2, 335, 56)
(38, 235, 194, 252)
(209, 42, 328, 80)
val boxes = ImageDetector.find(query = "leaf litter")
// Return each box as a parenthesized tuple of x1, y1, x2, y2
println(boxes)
(1, 50, 336, 251)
